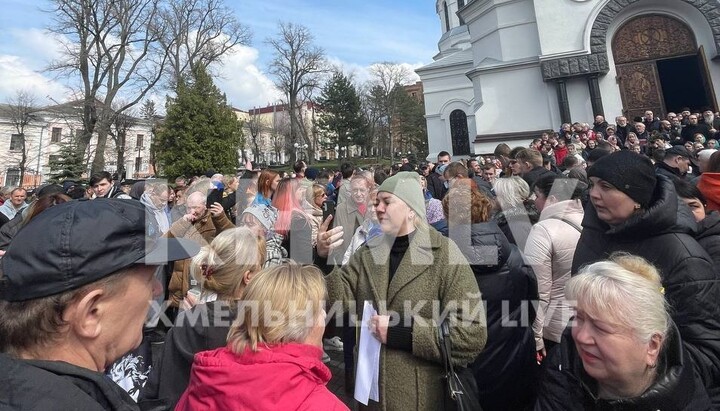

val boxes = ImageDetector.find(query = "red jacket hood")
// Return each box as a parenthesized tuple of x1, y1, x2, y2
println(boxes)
(176, 343, 348, 410)
(699, 172, 720, 211)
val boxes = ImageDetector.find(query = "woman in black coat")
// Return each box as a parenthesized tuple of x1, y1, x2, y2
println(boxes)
(536, 255, 712, 410)
(572, 151, 720, 402)
(444, 180, 539, 410)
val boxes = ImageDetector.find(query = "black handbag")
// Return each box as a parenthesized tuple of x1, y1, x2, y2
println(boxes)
(438, 320, 483, 411)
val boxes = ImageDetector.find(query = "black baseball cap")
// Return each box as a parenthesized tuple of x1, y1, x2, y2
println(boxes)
(1, 198, 200, 302)
(665, 145, 693, 158)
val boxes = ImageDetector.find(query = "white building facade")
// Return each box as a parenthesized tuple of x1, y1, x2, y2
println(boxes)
(0, 102, 154, 188)
(418, 0, 720, 156)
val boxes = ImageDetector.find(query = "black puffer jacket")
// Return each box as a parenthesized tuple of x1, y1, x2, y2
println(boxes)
(451, 221, 539, 411)
(572, 175, 720, 398)
(535, 322, 712, 410)
(0, 353, 161, 410)
(696, 211, 720, 268)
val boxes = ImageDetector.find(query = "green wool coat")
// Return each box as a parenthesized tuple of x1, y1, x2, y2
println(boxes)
(326, 226, 487, 411)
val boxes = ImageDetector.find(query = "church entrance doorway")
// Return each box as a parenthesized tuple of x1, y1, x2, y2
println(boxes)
(612, 14, 716, 120)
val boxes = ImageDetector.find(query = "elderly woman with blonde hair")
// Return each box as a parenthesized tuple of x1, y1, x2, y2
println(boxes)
(536, 254, 712, 409)
(176, 260, 349, 410)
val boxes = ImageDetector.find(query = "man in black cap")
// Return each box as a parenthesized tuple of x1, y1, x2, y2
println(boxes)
(0, 199, 199, 410)
(656, 145, 694, 180)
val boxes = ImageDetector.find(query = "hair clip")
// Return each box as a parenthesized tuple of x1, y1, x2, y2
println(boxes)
(201, 264, 214, 279)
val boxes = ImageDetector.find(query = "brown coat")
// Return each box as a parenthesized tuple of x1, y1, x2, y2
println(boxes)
(166, 212, 234, 306)
(326, 226, 487, 410)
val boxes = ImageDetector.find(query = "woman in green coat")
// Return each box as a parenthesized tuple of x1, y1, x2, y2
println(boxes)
(318, 171, 487, 410)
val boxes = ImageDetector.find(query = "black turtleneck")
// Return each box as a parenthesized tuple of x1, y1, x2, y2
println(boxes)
(385, 231, 415, 352)
(389, 233, 411, 282)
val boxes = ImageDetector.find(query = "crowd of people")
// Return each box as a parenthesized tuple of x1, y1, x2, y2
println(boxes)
(1, 108, 720, 410)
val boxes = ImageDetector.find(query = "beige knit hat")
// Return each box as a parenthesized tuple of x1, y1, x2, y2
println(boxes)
(377, 171, 426, 222)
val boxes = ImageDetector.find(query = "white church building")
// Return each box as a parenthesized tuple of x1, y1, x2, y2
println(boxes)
(417, 0, 720, 157)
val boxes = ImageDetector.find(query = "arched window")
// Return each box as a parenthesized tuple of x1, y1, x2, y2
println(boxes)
(457, 0, 465, 25)
(450, 110, 471, 156)
(443, 2, 450, 32)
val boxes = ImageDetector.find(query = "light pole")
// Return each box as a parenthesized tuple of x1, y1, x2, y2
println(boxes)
(36, 124, 46, 186)
(293, 142, 308, 161)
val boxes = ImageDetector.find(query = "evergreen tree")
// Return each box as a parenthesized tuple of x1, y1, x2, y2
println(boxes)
(153, 66, 242, 177)
(49, 138, 85, 183)
(391, 85, 429, 160)
(316, 72, 366, 157)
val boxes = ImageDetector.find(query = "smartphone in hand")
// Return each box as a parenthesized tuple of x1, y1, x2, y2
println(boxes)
(206, 188, 224, 209)
(322, 200, 336, 226)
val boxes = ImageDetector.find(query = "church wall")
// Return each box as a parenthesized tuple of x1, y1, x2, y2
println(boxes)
(472, 65, 553, 135)
(421, 66, 476, 159)
(468, 14, 503, 64)
(534, 0, 599, 57)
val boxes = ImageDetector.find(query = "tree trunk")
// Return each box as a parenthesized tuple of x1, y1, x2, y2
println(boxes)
(91, 127, 109, 175)
(116, 131, 126, 180)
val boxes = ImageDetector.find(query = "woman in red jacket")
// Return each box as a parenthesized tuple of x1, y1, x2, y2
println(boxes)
(176, 261, 349, 411)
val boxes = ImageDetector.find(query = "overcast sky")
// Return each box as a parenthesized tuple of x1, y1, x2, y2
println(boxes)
(0, 0, 441, 111)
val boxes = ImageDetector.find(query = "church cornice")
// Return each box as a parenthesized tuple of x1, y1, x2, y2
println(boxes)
(540, 53, 609, 81)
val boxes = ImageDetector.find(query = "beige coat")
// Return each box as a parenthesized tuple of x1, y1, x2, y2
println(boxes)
(330, 198, 365, 264)
(524, 199, 583, 350)
(166, 212, 234, 306)
(326, 226, 487, 410)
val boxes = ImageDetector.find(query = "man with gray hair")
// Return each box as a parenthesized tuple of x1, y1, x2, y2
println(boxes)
(0, 187, 27, 220)
(166, 190, 234, 308)
(0, 199, 198, 410)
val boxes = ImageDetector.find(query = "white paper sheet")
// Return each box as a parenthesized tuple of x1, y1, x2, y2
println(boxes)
(354, 301, 381, 405)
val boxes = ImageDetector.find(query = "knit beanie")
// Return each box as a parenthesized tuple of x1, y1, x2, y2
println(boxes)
(241, 203, 278, 231)
(587, 151, 657, 208)
(377, 171, 426, 221)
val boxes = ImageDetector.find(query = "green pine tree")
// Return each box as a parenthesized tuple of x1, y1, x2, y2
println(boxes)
(391, 85, 428, 160)
(49, 138, 85, 183)
(153, 66, 243, 177)
(316, 73, 366, 156)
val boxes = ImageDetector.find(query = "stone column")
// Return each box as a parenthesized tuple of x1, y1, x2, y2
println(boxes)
(587, 75, 604, 116)
(556, 79, 571, 124)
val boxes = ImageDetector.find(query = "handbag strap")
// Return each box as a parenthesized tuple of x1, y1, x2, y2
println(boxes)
(547, 216, 582, 233)
(438, 320, 463, 399)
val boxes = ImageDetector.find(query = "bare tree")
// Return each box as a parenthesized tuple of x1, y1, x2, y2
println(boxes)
(246, 110, 266, 163)
(5, 91, 39, 185)
(107, 103, 137, 179)
(47, 0, 169, 174)
(160, 0, 252, 85)
(368, 62, 412, 160)
(140, 99, 160, 173)
(267, 22, 325, 164)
